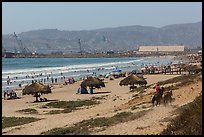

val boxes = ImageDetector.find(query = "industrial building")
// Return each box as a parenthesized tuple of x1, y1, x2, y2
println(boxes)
(138, 45, 185, 52)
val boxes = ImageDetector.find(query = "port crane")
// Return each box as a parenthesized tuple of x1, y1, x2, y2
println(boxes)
(66, 37, 84, 54)
(78, 38, 82, 54)
(13, 32, 31, 54)
(101, 35, 116, 52)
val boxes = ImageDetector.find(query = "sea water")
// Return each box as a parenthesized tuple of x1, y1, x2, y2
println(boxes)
(2, 57, 173, 89)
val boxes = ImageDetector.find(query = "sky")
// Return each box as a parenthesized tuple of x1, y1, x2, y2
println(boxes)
(2, 2, 202, 34)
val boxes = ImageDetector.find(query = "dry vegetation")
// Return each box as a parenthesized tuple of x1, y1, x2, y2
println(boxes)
(160, 94, 202, 135)
(44, 99, 99, 114)
(41, 110, 151, 135)
(16, 108, 38, 114)
(2, 117, 41, 129)
(158, 74, 200, 89)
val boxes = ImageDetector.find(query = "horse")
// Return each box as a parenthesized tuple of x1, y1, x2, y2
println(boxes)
(152, 87, 164, 107)
(152, 93, 163, 107)
(163, 90, 173, 106)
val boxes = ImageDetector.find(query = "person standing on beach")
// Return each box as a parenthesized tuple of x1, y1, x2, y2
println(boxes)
(51, 78, 54, 83)
(7, 79, 10, 85)
(4, 91, 7, 100)
(7, 76, 10, 85)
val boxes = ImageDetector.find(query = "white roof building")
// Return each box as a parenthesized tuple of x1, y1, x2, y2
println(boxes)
(139, 46, 185, 52)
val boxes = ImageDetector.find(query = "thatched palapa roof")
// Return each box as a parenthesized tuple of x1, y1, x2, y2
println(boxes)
(119, 74, 147, 86)
(22, 82, 51, 95)
(81, 76, 105, 89)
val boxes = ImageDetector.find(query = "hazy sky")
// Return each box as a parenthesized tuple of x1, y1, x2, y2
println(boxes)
(2, 2, 202, 34)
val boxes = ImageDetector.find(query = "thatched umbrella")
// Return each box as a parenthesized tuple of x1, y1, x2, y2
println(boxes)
(22, 82, 51, 102)
(81, 76, 105, 89)
(137, 79, 147, 86)
(119, 74, 147, 88)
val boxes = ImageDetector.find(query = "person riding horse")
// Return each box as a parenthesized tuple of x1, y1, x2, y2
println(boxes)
(152, 84, 164, 106)
(155, 83, 160, 94)
(159, 87, 164, 97)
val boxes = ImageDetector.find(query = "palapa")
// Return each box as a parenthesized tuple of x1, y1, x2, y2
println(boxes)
(22, 82, 51, 102)
(119, 74, 147, 87)
(81, 76, 105, 89)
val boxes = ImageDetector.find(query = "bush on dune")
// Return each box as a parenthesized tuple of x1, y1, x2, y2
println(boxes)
(160, 94, 202, 135)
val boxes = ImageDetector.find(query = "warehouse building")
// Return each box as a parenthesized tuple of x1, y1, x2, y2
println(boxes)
(139, 45, 185, 53)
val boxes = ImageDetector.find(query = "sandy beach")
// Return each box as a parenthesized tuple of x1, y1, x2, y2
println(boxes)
(2, 73, 202, 135)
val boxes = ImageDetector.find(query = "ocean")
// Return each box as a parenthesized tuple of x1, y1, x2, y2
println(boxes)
(2, 57, 173, 89)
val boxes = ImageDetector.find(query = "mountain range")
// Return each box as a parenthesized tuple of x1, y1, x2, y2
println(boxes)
(2, 21, 202, 54)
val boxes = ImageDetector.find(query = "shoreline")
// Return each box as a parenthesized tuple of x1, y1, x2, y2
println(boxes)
(2, 54, 177, 59)
(3, 52, 201, 90)
(2, 56, 176, 90)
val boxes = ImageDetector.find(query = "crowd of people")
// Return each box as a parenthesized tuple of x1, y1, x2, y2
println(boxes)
(3, 90, 18, 100)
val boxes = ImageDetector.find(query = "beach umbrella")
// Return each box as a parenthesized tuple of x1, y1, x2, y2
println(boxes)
(119, 74, 147, 87)
(66, 78, 72, 81)
(22, 82, 51, 102)
(112, 69, 122, 73)
(81, 76, 105, 89)
(65, 78, 72, 83)
(111, 69, 122, 75)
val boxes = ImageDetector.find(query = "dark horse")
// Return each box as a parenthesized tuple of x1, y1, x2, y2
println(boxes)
(152, 87, 164, 107)
(163, 90, 173, 106)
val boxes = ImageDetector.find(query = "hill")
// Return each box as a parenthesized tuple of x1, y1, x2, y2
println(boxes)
(2, 21, 202, 54)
